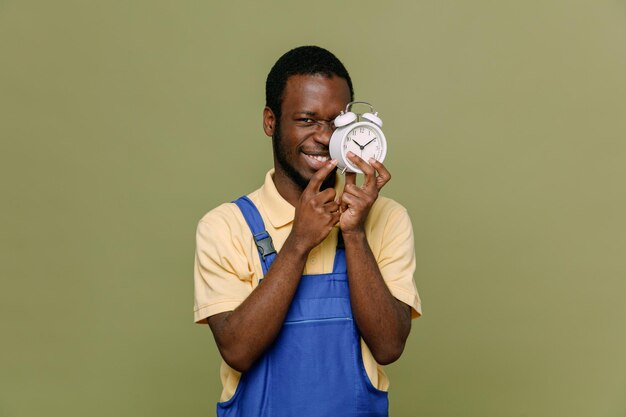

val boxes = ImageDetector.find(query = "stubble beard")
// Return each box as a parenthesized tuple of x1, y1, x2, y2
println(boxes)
(272, 121, 336, 192)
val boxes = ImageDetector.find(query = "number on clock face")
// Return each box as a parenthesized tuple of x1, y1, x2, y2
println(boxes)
(343, 125, 382, 163)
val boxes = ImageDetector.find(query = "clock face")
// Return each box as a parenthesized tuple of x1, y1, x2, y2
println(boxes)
(343, 125, 385, 166)
(328, 119, 387, 174)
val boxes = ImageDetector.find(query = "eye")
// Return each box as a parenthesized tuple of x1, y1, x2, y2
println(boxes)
(296, 118, 318, 129)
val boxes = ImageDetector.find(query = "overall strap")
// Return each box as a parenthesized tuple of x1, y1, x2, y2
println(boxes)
(332, 230, 347, 274)
(232, 196, 277, 276)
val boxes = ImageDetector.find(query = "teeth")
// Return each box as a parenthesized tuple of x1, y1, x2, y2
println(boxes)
(305, 154, 329, 163)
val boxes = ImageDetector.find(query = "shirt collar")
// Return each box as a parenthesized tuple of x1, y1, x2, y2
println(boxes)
(259, 169, 295, 229)
(258, 169, 342, 229)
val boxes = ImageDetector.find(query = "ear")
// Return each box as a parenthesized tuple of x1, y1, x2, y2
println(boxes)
(263, 107, 276, 137)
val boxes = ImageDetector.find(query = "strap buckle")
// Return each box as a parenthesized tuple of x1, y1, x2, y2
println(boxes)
(253, 232, 276, 259)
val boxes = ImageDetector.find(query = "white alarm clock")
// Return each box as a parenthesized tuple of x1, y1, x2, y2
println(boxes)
(329, 101, 387, 174)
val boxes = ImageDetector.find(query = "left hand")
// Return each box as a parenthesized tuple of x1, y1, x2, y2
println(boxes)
(339, 152, 391, 234)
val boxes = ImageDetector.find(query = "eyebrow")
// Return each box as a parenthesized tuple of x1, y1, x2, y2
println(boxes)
(292, 111, 337, 122)
(292, 111, 318, 117)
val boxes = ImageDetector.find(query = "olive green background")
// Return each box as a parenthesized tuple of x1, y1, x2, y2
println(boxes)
(1, 1, 625, 416)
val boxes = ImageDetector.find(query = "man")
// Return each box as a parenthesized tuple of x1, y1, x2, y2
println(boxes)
(194, 45, 421, 416)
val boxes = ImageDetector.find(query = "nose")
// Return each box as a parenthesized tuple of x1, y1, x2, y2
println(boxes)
(313, 120, 334, 145)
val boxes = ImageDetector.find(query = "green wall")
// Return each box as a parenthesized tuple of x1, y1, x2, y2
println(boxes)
(2, 1, 625, 416)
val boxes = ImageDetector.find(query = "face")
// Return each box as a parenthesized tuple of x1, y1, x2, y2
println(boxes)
(264, 74, 351, 192)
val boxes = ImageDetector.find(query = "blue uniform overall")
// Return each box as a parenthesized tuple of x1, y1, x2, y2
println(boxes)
(216, 196, 389, 417)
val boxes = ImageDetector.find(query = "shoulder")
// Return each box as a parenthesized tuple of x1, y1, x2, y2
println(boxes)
(198, 201, 244, 227)
(371, 195, 407, 213)
(367, 196, 421, 317)
(198, 202, 245, 241)
(196, 192, 260, 255)
(365, 196, 414, 258)
(367, 196, 411, 228)
(197, 190, 262, 235)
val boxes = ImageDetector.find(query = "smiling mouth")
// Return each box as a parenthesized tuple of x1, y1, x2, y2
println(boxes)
(303, 152, 330, 163)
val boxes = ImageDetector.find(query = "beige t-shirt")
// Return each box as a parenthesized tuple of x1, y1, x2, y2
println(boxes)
(194, 169, 422, 402)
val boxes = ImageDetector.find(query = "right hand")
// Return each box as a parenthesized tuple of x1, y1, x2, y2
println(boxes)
(289, 160, 340, 253)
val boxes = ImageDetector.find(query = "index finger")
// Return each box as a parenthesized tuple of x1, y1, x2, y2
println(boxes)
(370, 158, 391, 191)
(303, 159, 338, 196)
(347, 152, 377, 192)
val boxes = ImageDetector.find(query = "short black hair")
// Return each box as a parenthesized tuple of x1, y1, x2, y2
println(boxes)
(265, 45, 354, 120)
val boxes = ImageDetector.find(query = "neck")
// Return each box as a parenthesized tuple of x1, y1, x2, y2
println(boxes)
(272, 167, 337, 207)
(272, 169, 304, 207)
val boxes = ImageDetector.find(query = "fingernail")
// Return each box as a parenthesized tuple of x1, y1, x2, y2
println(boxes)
(369, 158, 377, 164)
(329, 159, 338, 166)
(347, 151, 354, 157)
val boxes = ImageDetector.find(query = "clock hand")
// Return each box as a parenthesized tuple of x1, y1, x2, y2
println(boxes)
(363, 138, 377, 148)
(352, 140, 365, 150)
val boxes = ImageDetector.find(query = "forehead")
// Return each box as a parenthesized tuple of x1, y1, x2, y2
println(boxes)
(281, 74, 351, 116)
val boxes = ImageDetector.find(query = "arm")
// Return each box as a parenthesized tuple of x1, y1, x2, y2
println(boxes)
(208, 160, 341, 372)
(340, 153, 412, 365)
